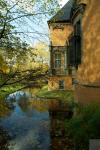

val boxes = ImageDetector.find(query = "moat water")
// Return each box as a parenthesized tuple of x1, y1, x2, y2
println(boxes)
(0, 89, 72, 150)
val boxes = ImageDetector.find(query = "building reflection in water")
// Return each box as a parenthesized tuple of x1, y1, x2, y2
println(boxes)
(48, 100, 73, 150)
(0, 92, 74, 150)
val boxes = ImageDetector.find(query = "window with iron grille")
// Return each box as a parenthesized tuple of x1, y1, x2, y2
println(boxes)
(55, 53, 61, 68)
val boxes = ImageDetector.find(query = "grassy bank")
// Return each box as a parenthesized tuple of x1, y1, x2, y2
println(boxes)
(0, 84, 23, 100)
(35, 85, 74, 102)
(0, 84, 24, 117)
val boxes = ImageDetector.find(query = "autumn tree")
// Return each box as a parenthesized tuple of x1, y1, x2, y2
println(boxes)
(0, 0, 59, 41)
(0, 0, 59, 69)
(0, 0, 59, 90)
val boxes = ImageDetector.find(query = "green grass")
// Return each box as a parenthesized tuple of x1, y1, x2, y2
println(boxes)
(35, 85, 74, 102)
(0, 84, 23, 100)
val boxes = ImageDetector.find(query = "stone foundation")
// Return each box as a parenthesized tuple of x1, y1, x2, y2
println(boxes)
(74, 84, 100, 104)
(48, 76, 72, 91)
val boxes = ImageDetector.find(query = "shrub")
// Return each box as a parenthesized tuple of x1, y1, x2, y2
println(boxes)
(65, 103, 100, 150)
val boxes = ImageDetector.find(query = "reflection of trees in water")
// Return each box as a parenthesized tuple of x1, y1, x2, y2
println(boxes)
(30, 100, 48, 112)
(18, 97, 30, 112)
(23, 88, 40, 98)
(0, 127, 11, 150)
(19, 99, 49, 112)
(0, 101, 12, 117)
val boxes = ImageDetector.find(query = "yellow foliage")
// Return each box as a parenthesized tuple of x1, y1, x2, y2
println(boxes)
(33, 42, 49, 64)
(17, 42, 49, 71)
(0, 54, 9, 73)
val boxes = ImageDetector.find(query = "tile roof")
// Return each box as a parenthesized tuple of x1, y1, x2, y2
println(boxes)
(48, 0, 75, 23)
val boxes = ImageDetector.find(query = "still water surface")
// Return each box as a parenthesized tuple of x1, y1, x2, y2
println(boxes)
(0, 89, 72, 150)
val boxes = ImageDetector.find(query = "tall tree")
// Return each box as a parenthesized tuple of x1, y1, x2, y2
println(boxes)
(0, 0, 59, 90)
(0, 0, 59, 41)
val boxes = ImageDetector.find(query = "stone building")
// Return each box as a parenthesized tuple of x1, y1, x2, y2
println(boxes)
(48, 0, 100, 103)
(74, 0, 100, 104)
(48, 0, 84, 91)
(48, 0, 75, 91)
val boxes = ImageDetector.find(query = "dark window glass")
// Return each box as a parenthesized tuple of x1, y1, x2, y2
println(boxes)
(59, 80, 64, 90)
(55, 53, 61, 68)
(68, 20, 82, 67)
(74, 21, 81, 36)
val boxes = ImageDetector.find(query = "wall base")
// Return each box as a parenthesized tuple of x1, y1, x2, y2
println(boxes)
(48, 76, 72, 91)
(74, 84, 100, 104)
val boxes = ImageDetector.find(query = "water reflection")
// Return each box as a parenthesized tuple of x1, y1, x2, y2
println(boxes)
(0, 90, 73, 150)
(0, 126, 11, 150)
(49, 104, 73, 150)
(0, 100, 12, 118)
(6, 91, 31, 101)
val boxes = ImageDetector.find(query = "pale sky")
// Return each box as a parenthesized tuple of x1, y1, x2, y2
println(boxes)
(11, 0, 70, 45)
(59, 0, 69, 7)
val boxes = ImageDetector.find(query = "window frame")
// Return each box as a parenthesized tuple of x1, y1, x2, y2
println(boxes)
(59, 80, 65, 90)
(54, 53, 61, 68)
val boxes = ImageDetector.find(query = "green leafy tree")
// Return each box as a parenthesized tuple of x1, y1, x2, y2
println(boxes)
(0, 0, 59, 41)
(0, 0, 59, 92)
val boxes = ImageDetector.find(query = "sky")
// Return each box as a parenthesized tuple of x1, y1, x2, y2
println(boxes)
(29, 0, 70, 46)
(21, 0, 70, 46)
(10, 0, 70, 46)
(59, 0, 69, 7)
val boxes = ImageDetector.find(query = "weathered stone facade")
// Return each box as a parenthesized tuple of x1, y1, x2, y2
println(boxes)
(48, 0, 82, 91)
(48, 0, 75, 91)
(77, 0, 100, 84)
(74, 0, 100, 104)
(48, 0, 100, 103)
(48, 76, 72, 91)
(50, 23, 73, 46)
